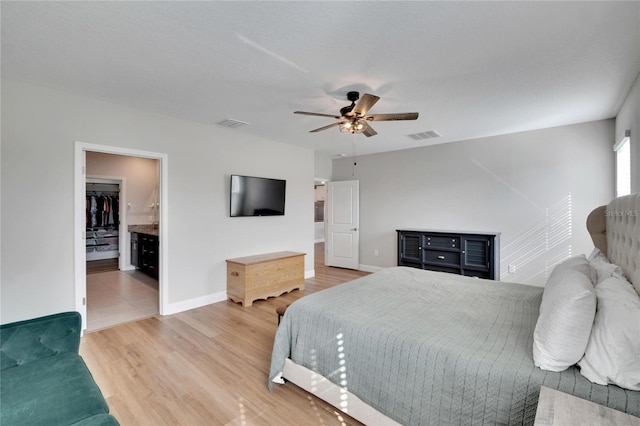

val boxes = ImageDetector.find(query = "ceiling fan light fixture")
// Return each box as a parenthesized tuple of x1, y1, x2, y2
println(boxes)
(340, 119, 368, 134)
(295, 91, 418, 138)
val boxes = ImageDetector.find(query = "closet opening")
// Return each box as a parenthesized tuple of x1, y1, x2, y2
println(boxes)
(86, 179, 121, 274)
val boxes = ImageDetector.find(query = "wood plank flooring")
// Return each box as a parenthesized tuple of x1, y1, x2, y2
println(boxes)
(80, 243, 369, 425)
(87, 258, 119, 274)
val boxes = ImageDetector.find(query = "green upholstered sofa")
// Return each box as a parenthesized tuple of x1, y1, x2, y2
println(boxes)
(0, 312, 119, 425)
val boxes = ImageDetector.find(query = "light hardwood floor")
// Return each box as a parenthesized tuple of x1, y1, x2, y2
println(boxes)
(80, 243, 369, 425)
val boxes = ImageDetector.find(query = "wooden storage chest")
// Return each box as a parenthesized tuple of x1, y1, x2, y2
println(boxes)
(226, 251, 305, 307)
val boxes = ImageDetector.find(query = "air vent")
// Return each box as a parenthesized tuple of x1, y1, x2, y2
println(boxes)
(406, 130, 441, 140)
(217, 118, 249, 129)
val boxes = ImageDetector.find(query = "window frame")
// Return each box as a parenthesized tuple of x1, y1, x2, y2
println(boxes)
(614, 130, 631, 197)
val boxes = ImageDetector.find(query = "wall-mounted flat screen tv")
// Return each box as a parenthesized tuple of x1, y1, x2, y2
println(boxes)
(230, 175, 286, 217)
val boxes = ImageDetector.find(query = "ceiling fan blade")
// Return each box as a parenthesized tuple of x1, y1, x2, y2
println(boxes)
(295, 111, 342, 119)
(366, 112, 419, 121)
(353, 93, 380, 116)
(310, 121, 344, 133)
(363, 124, 378, 137)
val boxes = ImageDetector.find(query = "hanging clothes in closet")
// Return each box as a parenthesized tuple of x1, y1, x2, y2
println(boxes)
(86, 183, 121, 261)
(86, 193, 119, 229)
(86, 182, 120, 230)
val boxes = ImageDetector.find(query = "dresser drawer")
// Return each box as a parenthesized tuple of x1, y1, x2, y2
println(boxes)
(423, 264, 460, 275)
(424, 235, 460, 249)
(424, 250, 460, 266)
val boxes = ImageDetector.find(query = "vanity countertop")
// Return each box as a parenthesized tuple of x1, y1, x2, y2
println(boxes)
(128, 224, 159, 237)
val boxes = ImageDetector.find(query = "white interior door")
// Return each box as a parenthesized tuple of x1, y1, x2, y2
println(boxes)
(326, 180, 359, 269)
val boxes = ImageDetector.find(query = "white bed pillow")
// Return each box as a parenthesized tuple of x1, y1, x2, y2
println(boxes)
(559, 254, 597, 284)
(533, 257, 597, 372)
(587, 247, 602, 262)
(587, 248, 625, 285)
(577, 274, 640, 390)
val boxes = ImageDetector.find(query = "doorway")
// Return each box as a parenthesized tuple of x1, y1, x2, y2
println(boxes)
(84, 153, 159, 331)
(314, 179, 327, 243)
(75, 142, 168, 332)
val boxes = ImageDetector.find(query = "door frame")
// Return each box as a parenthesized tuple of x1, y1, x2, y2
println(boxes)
(74, 141, 169, 331)
(325, 180, 360, 270)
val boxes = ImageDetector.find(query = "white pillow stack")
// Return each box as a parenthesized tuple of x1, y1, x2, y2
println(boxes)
(533, 255, 597, 372)
(588, 248, 625, 284)
(533, 250, 640, 390)
(577, 273, 640, 391)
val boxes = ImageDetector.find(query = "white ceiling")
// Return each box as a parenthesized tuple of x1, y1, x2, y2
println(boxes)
(2, 1, 639, 157)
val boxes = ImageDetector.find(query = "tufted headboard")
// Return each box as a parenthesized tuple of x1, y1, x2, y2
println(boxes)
(588, 193, 640, 295)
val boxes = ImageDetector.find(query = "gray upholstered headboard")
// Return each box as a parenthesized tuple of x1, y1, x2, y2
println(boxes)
(588, 193, 640, 295)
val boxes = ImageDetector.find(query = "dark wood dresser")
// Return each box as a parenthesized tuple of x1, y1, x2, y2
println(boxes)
(397, 229, 500, 280)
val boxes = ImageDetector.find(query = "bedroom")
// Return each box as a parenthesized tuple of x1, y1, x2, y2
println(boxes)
(1, 1, 639, 425)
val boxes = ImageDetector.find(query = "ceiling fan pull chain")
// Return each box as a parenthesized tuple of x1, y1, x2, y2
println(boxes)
(352, 136, 357, 177)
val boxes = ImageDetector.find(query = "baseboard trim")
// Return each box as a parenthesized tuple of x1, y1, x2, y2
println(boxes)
(163, 291, 227, 316)
(359, 264, 386, 273)
(162, 268, 316, 316)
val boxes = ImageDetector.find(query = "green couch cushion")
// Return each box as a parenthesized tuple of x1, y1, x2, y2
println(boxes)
(1, 352, 110, 426)
(1, 312, 81, 370)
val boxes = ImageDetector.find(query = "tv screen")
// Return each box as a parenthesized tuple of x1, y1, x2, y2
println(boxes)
(230, 175, 286, 217)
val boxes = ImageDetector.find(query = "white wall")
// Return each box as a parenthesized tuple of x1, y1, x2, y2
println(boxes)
(314, 151, 333, 181)
(87, 152, 159, 226)
(333, 120, 615, 286)
(1, 79, 315, 324)
(615, 72, 640, 193)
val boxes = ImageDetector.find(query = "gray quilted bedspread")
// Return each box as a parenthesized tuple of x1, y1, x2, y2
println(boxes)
(269, 267, 640, 425)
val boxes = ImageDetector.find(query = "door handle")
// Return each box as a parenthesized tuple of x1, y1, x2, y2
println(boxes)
(350, 228, 358, 231)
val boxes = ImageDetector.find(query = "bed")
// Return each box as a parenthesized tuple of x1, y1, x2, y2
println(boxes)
(269, 193, 640, 425)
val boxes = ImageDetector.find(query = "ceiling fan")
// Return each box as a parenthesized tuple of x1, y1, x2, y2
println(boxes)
(294, 91, 419, 137)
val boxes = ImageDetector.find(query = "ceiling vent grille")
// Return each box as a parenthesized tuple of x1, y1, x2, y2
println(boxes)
(406, 130, 441, 140)
(217, 118, 249, 129)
